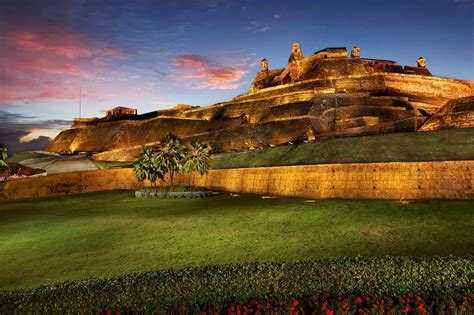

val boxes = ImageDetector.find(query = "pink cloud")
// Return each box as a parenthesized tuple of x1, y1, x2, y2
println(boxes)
(170, 55, 249, 90)
(0, 23, 125, 104)
(11, 30, 123, 59)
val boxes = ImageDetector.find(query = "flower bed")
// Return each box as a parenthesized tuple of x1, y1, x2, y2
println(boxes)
(0, 163, 46, 182)
(135, 186, 213, 198)
(106, 293, 472, 314)
(1, 256, 471, 313)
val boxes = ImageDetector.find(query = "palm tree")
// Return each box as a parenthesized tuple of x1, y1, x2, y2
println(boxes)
(0, 144, 8, 173)
(182, 140, 211, 185)
(156, 133, 186, 187)
(133, 146, 163, 187)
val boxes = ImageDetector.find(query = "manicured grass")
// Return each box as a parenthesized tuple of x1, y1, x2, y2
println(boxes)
(211, 128, 474, 169)
(0, 191, 472, 291)
(93, 160, 133, 170)
(7, 151, 54, 164)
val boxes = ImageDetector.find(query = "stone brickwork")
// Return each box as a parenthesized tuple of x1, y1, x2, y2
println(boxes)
(1, 161, 472, 200)
(419, 96, 474, 131)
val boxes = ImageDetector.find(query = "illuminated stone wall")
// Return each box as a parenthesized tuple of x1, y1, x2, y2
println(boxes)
(1, 161, 472, 200)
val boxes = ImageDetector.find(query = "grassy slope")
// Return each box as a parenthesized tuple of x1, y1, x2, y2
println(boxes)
(0, 191, 472, 291)
(211, 128, 474, 169)
(7, 152, 53, 164)
(93, 160, 133, 170)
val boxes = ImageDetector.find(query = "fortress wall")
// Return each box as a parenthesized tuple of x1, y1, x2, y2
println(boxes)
(1, 161, 472, 200)
(381, 74, 474, 110)
(420, 97, 474, 131)
(182, 90, 316, 121)
(46, 116, 245, 153)
(0, 169, 140, 199)
(299, 58, 369, 81)
(188, 118, 314, 152)
(93, 117, 316, 160)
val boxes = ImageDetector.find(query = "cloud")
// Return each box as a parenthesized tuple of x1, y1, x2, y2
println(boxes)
(0, 109, 71, 154)
(247, 21, 271, 34)
(0, 18, 126, 104)
(273, 14, 281, 20)
(253, 26, 271, 33)
(170, 54, 249, 89)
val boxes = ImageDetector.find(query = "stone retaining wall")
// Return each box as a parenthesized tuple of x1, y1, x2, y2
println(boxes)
(1, 161, 472, 200)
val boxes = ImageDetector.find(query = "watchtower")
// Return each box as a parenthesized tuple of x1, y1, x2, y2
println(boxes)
(260, 58, 269, 72)
(288, 42, 304, 63)
(351, 47, 361, 58)
(417, 57, 426, 68)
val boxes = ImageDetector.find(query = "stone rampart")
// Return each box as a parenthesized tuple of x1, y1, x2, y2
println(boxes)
(1, 161, 472, 200)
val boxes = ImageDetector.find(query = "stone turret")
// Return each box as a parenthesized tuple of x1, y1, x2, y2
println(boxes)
(351, 46, 361, 58)
(288, 42, 304, 64)
(260, 58, 269, 72)
(417, 57, 426, 68)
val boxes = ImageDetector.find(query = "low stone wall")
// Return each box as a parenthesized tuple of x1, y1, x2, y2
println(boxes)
(1, 161, 472, 200)
(0, 169, 140, 199)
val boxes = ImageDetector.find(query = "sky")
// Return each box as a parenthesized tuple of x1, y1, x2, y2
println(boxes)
(0, 0, 473, 153)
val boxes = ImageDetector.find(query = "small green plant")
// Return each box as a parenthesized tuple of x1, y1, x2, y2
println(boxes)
(0, 144, 8, 173)
(133, 146, 163, 187)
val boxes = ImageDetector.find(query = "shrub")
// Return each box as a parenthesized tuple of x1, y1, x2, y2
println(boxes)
(0, 256, 471, 313)
(0, 144, 8, 173)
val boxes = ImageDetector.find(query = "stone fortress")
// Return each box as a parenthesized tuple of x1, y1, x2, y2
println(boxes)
(46, 43, 474, 161)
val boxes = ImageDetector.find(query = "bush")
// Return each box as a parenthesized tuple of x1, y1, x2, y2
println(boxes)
(135, 186, 211, 198)
(0, 256, 472, 313)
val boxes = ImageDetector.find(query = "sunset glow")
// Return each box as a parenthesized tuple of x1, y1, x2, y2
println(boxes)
(0, 0, 472, 152)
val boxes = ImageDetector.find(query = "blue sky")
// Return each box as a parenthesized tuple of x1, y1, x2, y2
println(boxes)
(0, 0, 472, 150)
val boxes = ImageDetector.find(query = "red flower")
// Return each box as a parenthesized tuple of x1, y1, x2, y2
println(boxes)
(292, 300, 299, 307)
(321, 302, 328, 311)
(404, 306, 411, 312)
(355, 297, 364, 304)
(325, 309, 334, 315)
(416, 303, 426, 313)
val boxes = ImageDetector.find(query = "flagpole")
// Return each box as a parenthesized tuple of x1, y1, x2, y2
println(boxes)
(79, 88, 82, 118)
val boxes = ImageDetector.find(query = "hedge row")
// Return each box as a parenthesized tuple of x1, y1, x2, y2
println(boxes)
(1, 256, 472, 313)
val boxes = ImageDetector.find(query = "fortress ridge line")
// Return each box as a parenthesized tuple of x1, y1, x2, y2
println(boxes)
(47, 43, 473, 157)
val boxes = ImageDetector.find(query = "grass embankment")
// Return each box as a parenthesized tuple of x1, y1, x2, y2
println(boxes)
(211, 128, 474, 169)
(93, 160, 133, 170)
(7, 152, 53, 164)
(0, 191, 472, 291)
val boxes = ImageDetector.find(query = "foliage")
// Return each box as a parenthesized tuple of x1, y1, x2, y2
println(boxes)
(133, 146, 163, 187)
(156, 133, 186, 186)
(133, 135, 210, 187)
(182, 140, 211, 176)
(0, 256, 471, 313)
(0, 144, 8, 173)
(139, 186, 204, 193)
(122, 293, 473, 315)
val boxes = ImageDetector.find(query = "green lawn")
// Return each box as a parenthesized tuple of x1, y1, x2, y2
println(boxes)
(7, 151, 54, 164)
(211, 128, 474, 168)
(0, 191, 473, 291)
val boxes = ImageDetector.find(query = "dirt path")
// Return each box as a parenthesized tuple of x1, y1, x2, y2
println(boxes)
(20, 155, 98, 174)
